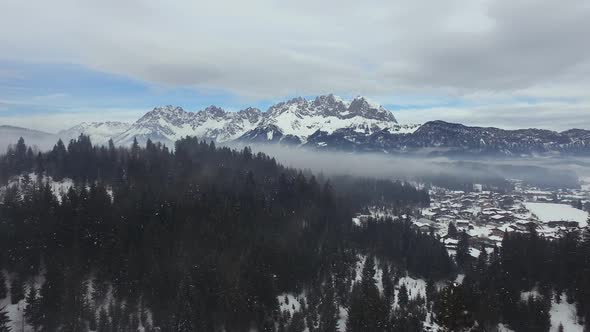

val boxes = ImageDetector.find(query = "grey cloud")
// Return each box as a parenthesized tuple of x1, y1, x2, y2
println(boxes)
(394, 102, 590, 131)
(1, 0, 589, 98)
(383, 0, 590, 92)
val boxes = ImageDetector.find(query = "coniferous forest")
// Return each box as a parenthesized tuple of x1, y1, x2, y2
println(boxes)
(0, 136, 589, 331)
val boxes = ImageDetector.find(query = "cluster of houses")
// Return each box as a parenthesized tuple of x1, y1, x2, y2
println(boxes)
(352, 181, 590, 258)
(413, 186, 590, 255)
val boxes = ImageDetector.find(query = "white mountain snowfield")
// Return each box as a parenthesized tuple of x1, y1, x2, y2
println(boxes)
(57, 95, 419, 147)
(58, 121, 131, 145)
(549, 294, 584, 332)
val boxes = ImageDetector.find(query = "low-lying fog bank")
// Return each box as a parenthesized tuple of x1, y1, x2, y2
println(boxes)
(232, 143, 588, 190)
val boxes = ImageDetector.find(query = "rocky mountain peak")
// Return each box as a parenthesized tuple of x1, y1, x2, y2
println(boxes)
(138, 106, 188, 123)
(348, 96, 397, 122)
(286, 96, 307, 105)
(240, 107, 261, 114)
(311, 94, 348, 117)
(201, 106, 227, 118)
(238, 107, 263, 122)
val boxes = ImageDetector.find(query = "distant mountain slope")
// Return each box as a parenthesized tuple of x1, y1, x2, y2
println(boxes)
(303, 120, 590, 156)
(0, 125, 57, 152)
(113, 105, 264, 146)
(58, 121, 130, 145)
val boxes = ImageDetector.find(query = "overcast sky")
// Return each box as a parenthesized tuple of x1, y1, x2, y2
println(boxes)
(1, 0, 589, 132)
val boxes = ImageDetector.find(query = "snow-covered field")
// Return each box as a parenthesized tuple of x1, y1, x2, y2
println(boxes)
(524, 202, 588, 227)
(0, 294, 28, 332)
(0, 270, 45, 332)
(396, 276, 427, 302)
(337, 306, 348, 332)
(550, 293, 584, 332)
(277, 293, 304, 316)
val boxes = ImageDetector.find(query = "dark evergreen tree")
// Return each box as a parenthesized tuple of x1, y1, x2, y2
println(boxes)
(456, 230, 470, 270)
(382, 265, 394, 307)
(433, 283, 473, 331)
(0, 273, 6, 300)
(38, 266, 63, 331)
(9, 275, 24, 305)
(318, 277, 338, 332)
(0, 306, 10, 332)
(348, 257, 389, 331)
(97, 307, 109, 332)
(14, 137, 28, 173)
(398, 283, 409, 309)
(447, 222, 458, 238)
(287, 312, 305, 332)
(24, 285, 41, 332)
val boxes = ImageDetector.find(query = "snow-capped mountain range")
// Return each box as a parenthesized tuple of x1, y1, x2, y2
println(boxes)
(112, 105, 265, 146)
(109, 95, 419, 147)
(3, 94, 590, 157)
